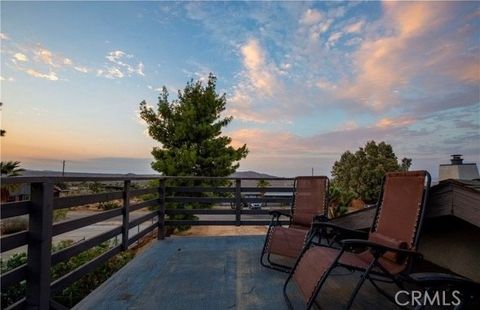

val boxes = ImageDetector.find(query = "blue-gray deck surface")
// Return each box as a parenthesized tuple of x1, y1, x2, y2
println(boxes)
(75, 235, 394, 310)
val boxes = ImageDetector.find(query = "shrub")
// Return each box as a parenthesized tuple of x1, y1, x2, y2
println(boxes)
(98, 201, 121, 211)
(53, 209, 68, 222)
(327, 185, 352, 218)
(0, 252, 27, 307)
(1, 240, 135, 308)
(0, 217, 28, 234)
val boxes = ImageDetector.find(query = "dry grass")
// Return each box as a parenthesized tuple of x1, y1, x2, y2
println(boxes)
(1, 217, 28, 234)
(174, 225, 268, 237)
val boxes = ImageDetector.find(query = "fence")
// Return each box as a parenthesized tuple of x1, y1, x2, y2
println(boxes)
(0, 176, 294, 309)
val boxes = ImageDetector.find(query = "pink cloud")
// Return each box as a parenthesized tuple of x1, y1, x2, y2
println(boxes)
(376, 117, 415, 128)
(337, 2, 478, 111)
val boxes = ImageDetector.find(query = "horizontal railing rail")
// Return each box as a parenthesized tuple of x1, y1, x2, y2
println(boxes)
(1, 201, 31, 219)
(0, 175, 295, 309)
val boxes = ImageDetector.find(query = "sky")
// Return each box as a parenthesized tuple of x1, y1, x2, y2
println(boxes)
(1, 1, 479, 179)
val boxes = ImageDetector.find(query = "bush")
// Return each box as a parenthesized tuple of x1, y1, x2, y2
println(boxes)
(327, 184, 353, 218)
(0, 253, 27, 307)
(1, 240, 135, 308)
(53, 209, 68, 222)
(98, 201, 121, 211)
(0, 217, 28, 234)
(331, 141, 411, 203)
(139, 180, 160, 211)
(1, 210, 68, 235)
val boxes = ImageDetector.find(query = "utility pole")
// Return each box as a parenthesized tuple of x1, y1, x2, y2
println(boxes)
(311, 167, 314, 176)
(62, 160, 66, 177)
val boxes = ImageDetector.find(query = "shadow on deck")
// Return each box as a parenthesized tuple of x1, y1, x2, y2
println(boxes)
(75, 235, 397, 309)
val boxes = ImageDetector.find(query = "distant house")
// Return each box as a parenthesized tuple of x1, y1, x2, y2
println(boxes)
(1, 183, 31, 202)
(1, 184, 69, 202)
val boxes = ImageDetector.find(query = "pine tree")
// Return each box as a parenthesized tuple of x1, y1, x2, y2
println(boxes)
(139, 74, 248, 230)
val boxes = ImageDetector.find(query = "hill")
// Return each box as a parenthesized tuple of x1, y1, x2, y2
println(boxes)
(19, 170, 282, 179)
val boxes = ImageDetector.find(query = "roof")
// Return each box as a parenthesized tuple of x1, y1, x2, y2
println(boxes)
(436, 178, 480, 193)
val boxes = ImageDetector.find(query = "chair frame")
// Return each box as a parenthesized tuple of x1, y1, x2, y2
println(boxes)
(283, 171, 431, 309)
(408, 273, 480, 309)
(260, 176, 329, 273)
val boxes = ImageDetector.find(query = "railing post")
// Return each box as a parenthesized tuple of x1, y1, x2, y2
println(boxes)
(157, 179, 166, 240)
(26, 182, 53, 309)
(122, 180, 130, 251)
(235, 179, 241, 226)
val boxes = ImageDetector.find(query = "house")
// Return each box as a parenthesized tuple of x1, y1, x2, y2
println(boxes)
(0, 184, 69, 202)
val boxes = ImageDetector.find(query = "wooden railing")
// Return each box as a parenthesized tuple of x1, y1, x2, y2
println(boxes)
(0, 176, 294, 309)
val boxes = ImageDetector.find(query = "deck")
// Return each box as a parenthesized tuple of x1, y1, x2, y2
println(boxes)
(75, 235, 397, 310)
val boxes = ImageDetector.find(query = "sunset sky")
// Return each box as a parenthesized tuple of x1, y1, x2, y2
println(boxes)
(1, 1, 479, 179)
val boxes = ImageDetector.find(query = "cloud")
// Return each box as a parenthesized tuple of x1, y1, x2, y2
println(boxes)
(336, 1, 479, 112)
(33, 47, 55, 66)
(4, 41, 93, 80)
(316, 79, 337, 91)
(229, 108, 474, 161)
(340, 121, 358, 131)
(106, 50, 132, 62)
(326, 31, 343, 47)
(13, 53, 28, 62)
(0, 32, 10, 40)
(136, 62, 145, 76)
(240, 39, 277, 96)
(344, 20, 364, 33)
(98, 50, 145, 79)
(300, 9, 323, 25)
(74, 66, 89, 73)
(97, 67, 124, 79)
(25, 69, 59, 81)
(376, 117, 415, 128)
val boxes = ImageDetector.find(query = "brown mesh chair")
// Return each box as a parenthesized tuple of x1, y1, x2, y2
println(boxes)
(284, 171, 431, 309)
(260, 176, 329, 272)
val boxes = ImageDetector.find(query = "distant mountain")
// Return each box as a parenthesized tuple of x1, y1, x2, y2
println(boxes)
(231, 171, 293, 188)
(19, 170, 158, 178)
(15, 169, 292, 187)
(19, 169, 281, 179)
(230, 171, 280, 179)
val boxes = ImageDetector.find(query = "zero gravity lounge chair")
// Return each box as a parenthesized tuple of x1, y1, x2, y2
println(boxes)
(260, 176, 329, 272)
(284, 171, 431, 309)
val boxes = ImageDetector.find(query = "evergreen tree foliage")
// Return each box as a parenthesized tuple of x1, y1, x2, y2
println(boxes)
(331, 141, 411, 203)
(139, 74, 248, 230)
(139, 74, 248, 177)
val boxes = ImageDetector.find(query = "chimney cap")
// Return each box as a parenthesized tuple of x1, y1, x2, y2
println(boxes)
(450, 154, 463, 165)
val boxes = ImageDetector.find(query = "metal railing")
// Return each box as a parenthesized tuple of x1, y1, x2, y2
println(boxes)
(0, 175, 294, 309)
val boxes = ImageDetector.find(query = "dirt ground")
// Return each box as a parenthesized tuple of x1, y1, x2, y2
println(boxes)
(174, 225, 268, 236)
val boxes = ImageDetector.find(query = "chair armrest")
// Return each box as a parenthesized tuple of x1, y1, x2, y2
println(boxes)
(311, 222, 368, 239)
(268, 210, 292, 219)
(341, 239, 422, 258)
(409, 273, 469, 283)
(409, 273, 479, 287)
(313, 214, 329, 222)
(408, 273, 480, 295)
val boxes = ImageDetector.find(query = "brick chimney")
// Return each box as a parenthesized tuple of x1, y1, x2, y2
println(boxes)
(438, 155, 479, 181)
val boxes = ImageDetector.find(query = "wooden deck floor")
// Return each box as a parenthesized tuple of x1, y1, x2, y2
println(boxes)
(75, 235, 399, 310)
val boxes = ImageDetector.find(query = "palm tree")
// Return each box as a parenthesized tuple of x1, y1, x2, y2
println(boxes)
(1, 161, 25, 176)
(1, 161, 25, 201)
